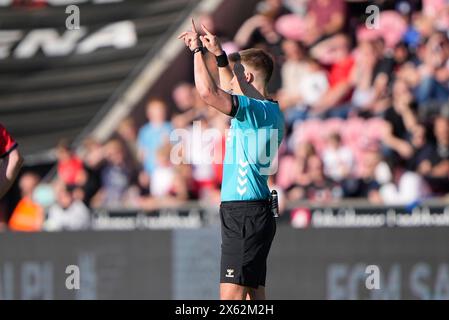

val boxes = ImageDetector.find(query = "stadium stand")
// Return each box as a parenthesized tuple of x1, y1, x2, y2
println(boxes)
(1, 0, 449, 232)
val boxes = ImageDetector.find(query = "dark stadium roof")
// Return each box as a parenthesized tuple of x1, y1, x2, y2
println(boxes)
(0, 0, 199, 160)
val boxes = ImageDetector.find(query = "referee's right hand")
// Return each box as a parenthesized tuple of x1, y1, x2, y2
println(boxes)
(177, 18, 201, 52)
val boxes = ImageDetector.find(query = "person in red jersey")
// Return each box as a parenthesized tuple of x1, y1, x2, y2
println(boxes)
(0, 124, 23, 199)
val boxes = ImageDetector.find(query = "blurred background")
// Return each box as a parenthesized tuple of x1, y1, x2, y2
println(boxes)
(1, 0, 449, 299)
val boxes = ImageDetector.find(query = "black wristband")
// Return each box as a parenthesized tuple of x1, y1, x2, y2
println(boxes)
(192, 46, 205, 54)
(216, 52, 229, 67)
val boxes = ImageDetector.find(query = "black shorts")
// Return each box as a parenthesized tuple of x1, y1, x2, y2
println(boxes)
(219, 199, 276, 289)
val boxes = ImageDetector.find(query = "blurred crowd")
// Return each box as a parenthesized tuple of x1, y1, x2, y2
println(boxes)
(5, 0, 449, 231)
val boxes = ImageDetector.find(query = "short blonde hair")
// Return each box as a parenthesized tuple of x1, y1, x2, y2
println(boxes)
(229, 48, 274, 85)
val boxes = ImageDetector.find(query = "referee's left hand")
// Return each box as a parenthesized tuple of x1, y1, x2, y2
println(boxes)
(177, 18, 202, 51)
(200, 24, 223, 57)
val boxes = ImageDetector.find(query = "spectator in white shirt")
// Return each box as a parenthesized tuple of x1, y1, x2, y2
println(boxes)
(322, 133, 354, 181)
(45, 182, 90, 231)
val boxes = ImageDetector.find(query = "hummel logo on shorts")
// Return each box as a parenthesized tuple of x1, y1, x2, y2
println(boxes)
(226, 269, 234, 278)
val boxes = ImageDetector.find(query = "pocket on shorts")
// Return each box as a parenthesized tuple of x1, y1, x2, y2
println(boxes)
(221, 208, 245, 239)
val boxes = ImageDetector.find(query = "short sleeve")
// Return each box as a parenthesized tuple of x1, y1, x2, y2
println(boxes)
(0, 124, 17, 158)
(233, 95, 268, 128)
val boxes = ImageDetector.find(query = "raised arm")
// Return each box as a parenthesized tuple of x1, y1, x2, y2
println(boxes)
(0, 148, 23, 199)
(194, 49, 233, 115)
(178, 19, 233, 116)
(200, 24, 233, 91)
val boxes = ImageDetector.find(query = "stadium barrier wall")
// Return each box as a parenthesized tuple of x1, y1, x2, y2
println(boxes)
(1, 225, 449, 299)
(89, 202, 449, 229)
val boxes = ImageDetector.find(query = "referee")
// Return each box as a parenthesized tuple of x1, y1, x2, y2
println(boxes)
(179, 19, 284, 300)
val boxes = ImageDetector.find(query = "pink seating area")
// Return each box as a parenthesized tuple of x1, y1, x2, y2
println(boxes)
(291, 117, 387, 173)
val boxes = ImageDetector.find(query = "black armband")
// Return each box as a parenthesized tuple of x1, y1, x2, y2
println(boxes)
(229, 95, 239, 117)
(216, 52, 229, 67)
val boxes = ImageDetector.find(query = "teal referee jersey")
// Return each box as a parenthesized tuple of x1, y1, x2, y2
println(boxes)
(221, 95, 284, 201)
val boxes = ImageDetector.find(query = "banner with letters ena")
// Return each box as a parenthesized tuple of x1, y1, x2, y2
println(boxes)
(0, 0, 197, 156)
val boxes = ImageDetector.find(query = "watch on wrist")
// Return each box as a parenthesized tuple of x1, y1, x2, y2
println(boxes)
(192, 46, 205, 54)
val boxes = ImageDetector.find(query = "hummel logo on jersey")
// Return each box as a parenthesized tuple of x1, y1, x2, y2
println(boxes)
(225, 269, 234, 278)
(239, 159, 248, 168)
(236, 159, 248, 196)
